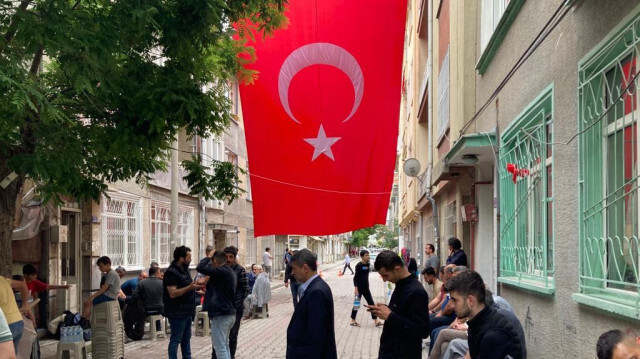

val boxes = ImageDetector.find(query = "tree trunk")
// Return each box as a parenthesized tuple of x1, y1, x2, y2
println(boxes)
(0, 163, 23, 277)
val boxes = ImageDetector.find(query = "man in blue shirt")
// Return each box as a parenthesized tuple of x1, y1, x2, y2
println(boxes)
(120, 272, 148, 298)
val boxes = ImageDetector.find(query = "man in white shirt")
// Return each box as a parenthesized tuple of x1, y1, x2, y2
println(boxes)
(262, 248, 273, 279)
(342, 252, 354, 275)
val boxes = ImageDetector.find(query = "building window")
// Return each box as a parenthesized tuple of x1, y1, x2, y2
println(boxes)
(151, 203, 194, 266)
(203, 136, 224, 209)
(226, 148, 239, 196)
(577, 13, 640, 318)
(101, 196, 142, 269)
(499, 86, 554, 293)
(437, 47, 450, 142)
(481, 0, 509, 52)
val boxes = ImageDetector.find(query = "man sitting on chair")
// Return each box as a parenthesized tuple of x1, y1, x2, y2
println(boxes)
(133, 266, 164, 331)
(251, 265, 271, 317)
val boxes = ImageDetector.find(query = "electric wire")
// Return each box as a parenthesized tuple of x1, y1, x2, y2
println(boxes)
(170, 147, 391, 195)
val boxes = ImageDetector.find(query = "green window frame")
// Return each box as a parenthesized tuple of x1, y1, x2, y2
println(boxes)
(498, 85, 555, 294)
(576, 10, 640, 320)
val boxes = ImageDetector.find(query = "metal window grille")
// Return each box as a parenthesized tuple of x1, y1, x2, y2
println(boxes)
(499, 87, 554, 289)
(101, 196, 142, 268)
(437, 48, 450, 141)
(579, 15, 640, 301)
(151, 202, 195, 266)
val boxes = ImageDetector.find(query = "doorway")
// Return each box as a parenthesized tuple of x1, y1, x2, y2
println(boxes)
(59, 211, 82, 314)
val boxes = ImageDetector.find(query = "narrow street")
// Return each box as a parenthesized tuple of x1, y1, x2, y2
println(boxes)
(40, 261, 405, 359)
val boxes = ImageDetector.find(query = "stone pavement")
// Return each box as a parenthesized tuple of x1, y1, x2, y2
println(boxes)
(39, 261, 429, 358)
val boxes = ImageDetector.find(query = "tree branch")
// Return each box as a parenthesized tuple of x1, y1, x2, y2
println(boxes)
(29, 45, 43, 76)
(0, 0, 31, 54)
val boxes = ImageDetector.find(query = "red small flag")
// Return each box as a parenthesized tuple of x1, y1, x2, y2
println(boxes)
(240, 0, 407, 236)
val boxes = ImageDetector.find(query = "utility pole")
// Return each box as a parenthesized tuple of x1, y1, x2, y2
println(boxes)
(171, 136, 179, 249)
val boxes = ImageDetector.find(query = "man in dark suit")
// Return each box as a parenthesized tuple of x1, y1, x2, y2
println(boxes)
(286, 249, 337, 359)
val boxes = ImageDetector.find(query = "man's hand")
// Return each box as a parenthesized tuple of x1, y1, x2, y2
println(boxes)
(20, 306, 34, 321)
(284, 282, 289, 288)
(190, 282, 203, 290)
(354, 287, 359, 296)
(365, 303, 391, 320)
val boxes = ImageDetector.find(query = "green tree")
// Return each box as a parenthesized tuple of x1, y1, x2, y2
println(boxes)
(352, 222, 399, 250)
(0, 0, 287, 275)
(351, 226, 375, 248)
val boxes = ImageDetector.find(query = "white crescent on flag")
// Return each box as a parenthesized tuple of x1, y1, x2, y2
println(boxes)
(278, 42, 364, 124)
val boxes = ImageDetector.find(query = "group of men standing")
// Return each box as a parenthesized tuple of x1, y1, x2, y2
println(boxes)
(284, 241, 527, 359)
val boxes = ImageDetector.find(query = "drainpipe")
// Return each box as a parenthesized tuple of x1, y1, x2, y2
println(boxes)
(170, 136, 179, 249)
(493, 123, 501, 295)
(426, 0, 440, 255)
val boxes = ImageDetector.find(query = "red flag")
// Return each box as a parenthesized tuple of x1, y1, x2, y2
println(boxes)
(240, 0, 407, 236)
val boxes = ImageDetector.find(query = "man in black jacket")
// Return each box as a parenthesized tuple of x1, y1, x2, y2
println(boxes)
(134, 266, 163, 315)
(197, 250, 237, 359)
(446, 270, 526, 359)
(163, 246, 203, 359)
(284, 250, 300, 308)
(286, 249, 337, 359)
(368, 250, 430, 359)
(215, 246, 250, 359)
(350, 249, 381, 327)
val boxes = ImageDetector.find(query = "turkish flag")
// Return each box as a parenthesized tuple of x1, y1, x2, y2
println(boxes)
(240, 0, 407, 236)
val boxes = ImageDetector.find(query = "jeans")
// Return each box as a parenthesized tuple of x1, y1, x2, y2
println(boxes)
(9, 320, 23, 355)
(93, 294, 115, 305)
(211, 314, 235, 359)
(211, 311, 242, 359)
(167, 317, 192, 359)
(290, 281, 301, 308)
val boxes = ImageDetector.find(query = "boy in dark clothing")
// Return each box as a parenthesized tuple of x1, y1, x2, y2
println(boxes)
(349, 250, 381, 327)
(197, 250, 237, 359)
(446, 270, 526, 359)
(368, 250, 430, 359)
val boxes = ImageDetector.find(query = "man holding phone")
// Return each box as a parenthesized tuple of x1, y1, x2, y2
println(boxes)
(366, 250, 430, 359)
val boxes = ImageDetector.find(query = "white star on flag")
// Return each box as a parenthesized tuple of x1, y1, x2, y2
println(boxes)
(304, 124, 341, 161)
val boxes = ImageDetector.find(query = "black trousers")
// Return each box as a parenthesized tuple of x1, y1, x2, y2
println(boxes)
(351, 287, 377, 320)
(343, 263, 354, 274)
(211, 309, 243, 359)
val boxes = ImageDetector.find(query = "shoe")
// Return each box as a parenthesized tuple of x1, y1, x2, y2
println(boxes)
(375, 322, 384, 327)
(350, 322, 360, 327)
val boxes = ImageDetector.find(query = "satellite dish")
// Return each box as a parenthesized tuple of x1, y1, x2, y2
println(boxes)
(403, 158, 421, 178)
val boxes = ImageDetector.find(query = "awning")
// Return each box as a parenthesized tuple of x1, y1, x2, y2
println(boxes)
(309, 236, 325, 242)
(433, 132, 497, 186)
(12, 201, 49, 241)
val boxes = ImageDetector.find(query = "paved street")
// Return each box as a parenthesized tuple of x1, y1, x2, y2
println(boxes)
(40, 261, 416, 358)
